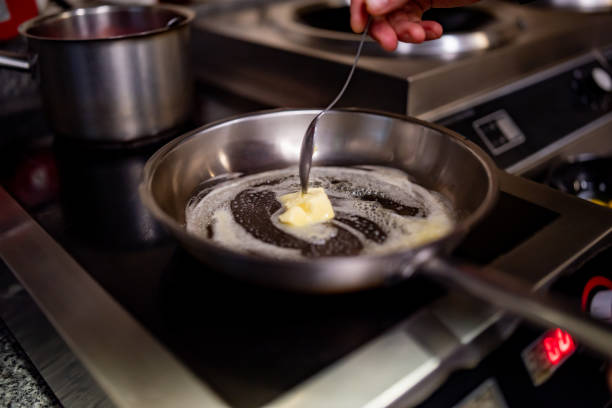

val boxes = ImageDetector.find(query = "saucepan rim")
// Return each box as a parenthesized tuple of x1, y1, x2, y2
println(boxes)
(19, 4, 194, 42)
(139, 107, 500, 267)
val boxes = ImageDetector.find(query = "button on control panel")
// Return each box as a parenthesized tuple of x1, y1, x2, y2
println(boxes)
(592, 67, 612, 93)
(472, 110, 526, 156)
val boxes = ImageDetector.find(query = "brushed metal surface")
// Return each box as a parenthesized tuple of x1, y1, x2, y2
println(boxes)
(193, 1, 612, 117)
(0, 5, 194, 142)
(0, 263, 115, 408)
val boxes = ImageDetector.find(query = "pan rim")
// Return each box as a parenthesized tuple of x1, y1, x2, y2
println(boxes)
(18, 4, 194, 42)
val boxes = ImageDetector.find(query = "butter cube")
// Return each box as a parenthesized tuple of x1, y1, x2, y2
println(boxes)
(278, 187, 335, 227)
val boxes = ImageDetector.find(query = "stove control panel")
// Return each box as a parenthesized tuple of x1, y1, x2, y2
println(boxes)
(417, 322, 608, 408)
(437, 52, 612, 173)
(417, 247, 612, 408)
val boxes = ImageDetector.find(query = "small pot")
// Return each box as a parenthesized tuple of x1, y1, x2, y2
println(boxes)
(0, 4, 195, 143)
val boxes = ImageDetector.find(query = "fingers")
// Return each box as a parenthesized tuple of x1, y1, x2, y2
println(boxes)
(421, 20, 443, 40)
(372, 19, 441, 48)
(387, 5, 426, 43)
(350, 0, 452, 49)
(350, 0, 369, 33)
(369, 18, 399, 51)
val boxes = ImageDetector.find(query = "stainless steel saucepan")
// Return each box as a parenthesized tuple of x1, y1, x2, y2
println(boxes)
(139, 108, 612, 358)
(0, 4, 194, 143)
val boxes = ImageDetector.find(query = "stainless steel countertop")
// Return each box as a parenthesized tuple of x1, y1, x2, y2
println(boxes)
(193, 0, 612, 116)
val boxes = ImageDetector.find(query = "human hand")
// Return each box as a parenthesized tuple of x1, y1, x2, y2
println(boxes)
(350, 0, 480, 51)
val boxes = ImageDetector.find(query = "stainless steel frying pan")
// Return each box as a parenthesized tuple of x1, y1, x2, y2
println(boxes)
(139, 108, 612, 358)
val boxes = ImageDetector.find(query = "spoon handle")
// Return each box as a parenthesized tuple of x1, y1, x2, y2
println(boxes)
(299, 17, 372, 194)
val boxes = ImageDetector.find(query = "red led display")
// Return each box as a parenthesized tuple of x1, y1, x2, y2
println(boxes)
(542, 329, 575, 365)
(522, 327, 577, 386)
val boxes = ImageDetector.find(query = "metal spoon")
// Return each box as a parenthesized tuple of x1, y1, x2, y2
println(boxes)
(298, 17, 373, 194)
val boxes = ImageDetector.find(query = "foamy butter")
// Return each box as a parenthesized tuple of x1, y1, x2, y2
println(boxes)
(185, 166, 455, 260)
(278, 187, 335, 227)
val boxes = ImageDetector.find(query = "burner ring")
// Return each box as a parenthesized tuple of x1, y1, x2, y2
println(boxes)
(267, 0, 523, 58)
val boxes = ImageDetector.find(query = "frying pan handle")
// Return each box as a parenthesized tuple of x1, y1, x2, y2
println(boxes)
(421, 256, 612, 359)
(0, 51, 35, 72)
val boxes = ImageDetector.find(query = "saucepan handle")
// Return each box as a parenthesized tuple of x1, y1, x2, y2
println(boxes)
(0, 50, 35, 72)
(421, 256, 612, 359)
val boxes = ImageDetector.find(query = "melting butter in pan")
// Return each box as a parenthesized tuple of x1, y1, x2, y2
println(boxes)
(278, 187, 335, 227)
(185, 166, 455, 259)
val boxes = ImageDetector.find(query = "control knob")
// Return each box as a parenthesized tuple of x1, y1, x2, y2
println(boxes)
(591, 67, 612, 93)
(590, 290, 612, 323)
(571, 66, 612, 111)
(583, 276, 612, 323)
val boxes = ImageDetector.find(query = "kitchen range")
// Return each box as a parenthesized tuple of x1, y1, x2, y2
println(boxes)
(2, 1, 612, 407)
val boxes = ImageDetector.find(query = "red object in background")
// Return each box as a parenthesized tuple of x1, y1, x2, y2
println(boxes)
(6, 150, 59, 208)
(581, 276, 612, 311)
(543, 328, 575, 365)
(0, 0, 39, 40)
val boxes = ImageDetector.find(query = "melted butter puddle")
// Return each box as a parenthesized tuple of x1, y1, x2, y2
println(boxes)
(185, 166, 455, 260)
